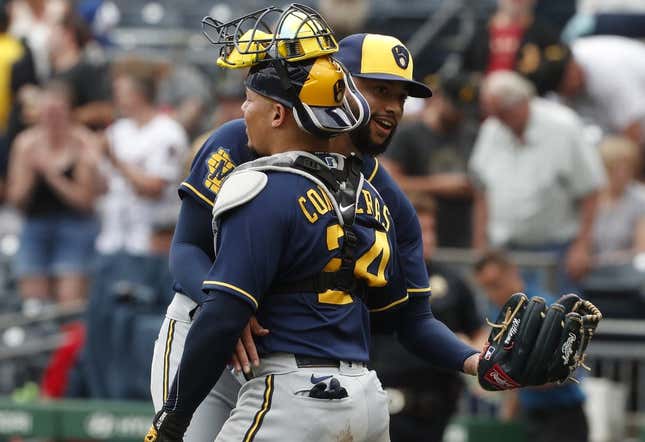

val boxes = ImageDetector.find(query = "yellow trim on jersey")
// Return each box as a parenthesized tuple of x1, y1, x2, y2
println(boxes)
(367, 158, 379, 182)
(180, 182, 215, 207)
(162, 319, 176, 402)
(369, 294, 409, 313)
(407, 286, 432, 294)
(243, 374, 274, 442)
(203, 281, 259, 309)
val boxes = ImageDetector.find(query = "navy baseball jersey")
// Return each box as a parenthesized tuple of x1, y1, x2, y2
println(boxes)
(202, 163, 403, 362)
(177, 118, 430, 304)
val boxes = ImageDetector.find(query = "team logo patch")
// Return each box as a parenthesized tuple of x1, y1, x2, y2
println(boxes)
(391, 45, 410, 70)
(204, 148, 236, 194)
(323, 156, 338, 168)
(484, 344, 496, 361)
(333, 79, 345, 104)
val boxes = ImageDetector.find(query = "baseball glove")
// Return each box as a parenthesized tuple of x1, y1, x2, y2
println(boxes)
(478, 293, 602, 391)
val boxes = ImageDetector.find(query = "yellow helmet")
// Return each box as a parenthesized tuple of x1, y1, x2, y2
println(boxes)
(274, 5, 337, 62)
(245, 55, 370, 138)
(203, 3, 338, 69)
(215, 29, 273, 69)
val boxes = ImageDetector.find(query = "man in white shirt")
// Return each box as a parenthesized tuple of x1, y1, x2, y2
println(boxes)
(470, 70, 606, 292)
(96, 69, 188, 255)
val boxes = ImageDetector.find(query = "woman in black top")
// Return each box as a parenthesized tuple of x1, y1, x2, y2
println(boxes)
(7, 79, 102, 307)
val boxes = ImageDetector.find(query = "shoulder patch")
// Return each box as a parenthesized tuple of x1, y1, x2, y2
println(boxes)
(212, 170, 268, 221)
(204, 148, 236, 195)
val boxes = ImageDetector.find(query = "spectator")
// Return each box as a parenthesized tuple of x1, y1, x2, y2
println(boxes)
(8, 0, 67, 82)
(469, 71, 605, 293)
(186, 70, 245, 175)
(0, 0, 25, 195)
(559, 37, 645, 159)
(562, 0, 645, 42)
(473, 250, 588, 442)
(95, 67, 188, 256)
(318, 0, 368, 40)
(210, 69, 246, 131)
(157, 63, 211, 140)
(462, 0, 560, 75)
(6, 79, 101, 307)
(0, 0, 23, 134)
(383, 74, 479, 247)
(591, 136, 645, 266)
(49, 10, 113, 130)
(522, 36, 645, 170)
(370, 193, 485, 442)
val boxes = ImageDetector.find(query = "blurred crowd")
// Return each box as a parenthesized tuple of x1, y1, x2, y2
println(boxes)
(0, 0, 644, 441)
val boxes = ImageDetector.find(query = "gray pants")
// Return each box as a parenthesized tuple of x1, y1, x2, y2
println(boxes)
(216, 353, 390, 442)
(151, 294, 390, 442)
(151, 293, 242, 442)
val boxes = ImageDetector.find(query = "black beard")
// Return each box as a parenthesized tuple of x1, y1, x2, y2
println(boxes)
(350, 122, 396, 156)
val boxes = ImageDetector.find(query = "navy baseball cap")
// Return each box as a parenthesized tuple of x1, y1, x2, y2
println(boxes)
(335, 33, 432, 98)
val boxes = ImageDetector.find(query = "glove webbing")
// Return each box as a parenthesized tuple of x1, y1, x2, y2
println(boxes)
(486, 295, 526, 343)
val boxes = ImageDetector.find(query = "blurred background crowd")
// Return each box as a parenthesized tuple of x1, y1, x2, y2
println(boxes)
(0, 0, 644, 441)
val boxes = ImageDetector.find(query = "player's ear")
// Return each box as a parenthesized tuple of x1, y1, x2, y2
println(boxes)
(271, 103, 287, 128)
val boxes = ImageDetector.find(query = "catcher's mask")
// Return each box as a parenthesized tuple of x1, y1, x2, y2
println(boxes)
(202, 3, 338, 69)
(245, 55, 370, 138)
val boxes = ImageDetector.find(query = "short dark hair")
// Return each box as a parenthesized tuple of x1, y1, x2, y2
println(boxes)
(474, 249, 515, 274)
(127, 72, 157, 104)
(112, 59, 161, 104)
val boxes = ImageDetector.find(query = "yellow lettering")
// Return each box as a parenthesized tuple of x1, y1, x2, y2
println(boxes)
(383, 206, 391, 231)
(307, 189, 329, 215)
(298, 196, 318, 223)
(361, 189, 373, 215)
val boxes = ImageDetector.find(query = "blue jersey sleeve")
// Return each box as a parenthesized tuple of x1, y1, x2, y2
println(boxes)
(178, 119, 255, 210)
(362, 156, 431, 298)
(201, 180, 291, 310)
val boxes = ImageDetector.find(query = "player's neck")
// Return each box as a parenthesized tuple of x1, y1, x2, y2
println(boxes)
(329, 134, 357, 156)
(268, 130, 330, 155)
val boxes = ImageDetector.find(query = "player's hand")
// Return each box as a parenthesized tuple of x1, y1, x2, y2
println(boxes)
(231, 316, 269, 374)
(463, 353, 479, 376)
(144, 410, 190, 442)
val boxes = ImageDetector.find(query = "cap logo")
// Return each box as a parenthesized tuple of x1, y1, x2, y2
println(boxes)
(333, 79, 345, 103)
(391, 45, 409, 70)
